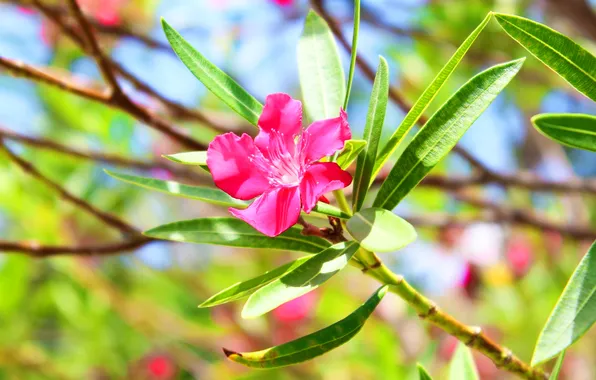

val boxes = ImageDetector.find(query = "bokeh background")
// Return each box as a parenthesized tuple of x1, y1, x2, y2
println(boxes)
(0, 0, 595, 379)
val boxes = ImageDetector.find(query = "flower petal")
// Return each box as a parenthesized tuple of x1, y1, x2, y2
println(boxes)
(255, 93, 303, 157)
(230, 186, 301, 237)
(300, 162, 352, 213)
(299, 108, 351, 164)
(207, 132, 270, 200)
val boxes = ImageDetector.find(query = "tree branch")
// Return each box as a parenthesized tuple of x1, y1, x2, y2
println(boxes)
(0, 236, 153, 257)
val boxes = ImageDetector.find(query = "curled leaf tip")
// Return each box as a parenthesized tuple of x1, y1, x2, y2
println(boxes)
(222, 347, 241, 358)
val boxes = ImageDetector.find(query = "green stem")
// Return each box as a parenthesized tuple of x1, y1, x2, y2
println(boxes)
(333, 189, 352, 216)
(357, 249, 546, 380)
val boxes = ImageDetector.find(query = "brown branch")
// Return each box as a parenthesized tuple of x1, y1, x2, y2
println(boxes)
(0, 236, 153, 257)
(0, 139, 138, 235)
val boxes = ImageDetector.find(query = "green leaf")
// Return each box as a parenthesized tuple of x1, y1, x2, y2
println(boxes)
(199, 256, 312, 308)
(549, 352, 565, 380)
(106, 170, 248, 208)
(346, 208, 416, 253)
(372, 13, 492, 180)
(417, 363, 433, 380)
(495, 13, 596, 102)
(373, 59, 524, 210)
(298, 10, 346, 121)
(162, 19, 263, 125)
(242, 241, 360, 319)
(163, 151, 210, 172)
(343, 0, 360, 110)
(352, 57, 389, 212)
(145, 217, 330, 254)
(225, 285, 388, 368)
(532, 241, 596, 365)
(532, 113, 596, 152)
(336, 139, 367, 170)
(448, 343, 479, 380)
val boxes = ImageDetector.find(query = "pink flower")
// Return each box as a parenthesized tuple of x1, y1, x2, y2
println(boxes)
(207, 93, 352, 237)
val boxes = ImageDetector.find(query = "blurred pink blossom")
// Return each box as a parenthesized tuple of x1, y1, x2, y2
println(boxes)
(272, 292, 317, 322)
(506, 238, 533, 278)
(146, 355, 175, 379)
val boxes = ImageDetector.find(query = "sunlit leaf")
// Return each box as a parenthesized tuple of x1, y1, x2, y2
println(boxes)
(448, 343, 479, 380)
(336, 139, 367, 170)
(417, 363, 434, 380)
(532, 113, 596, 152)
(373, 59, 524, 210)
(298, 10, 346, 121)
(495, 13, 596, 102)
(225, 285, 388, 368)
(372, 13, 492, 179)
(533, 242, 596, 365)
(346, 208, 416, 253)
(199, 256, 312, 308)
(352, 57, 389, 212)
(145, 218, 330, 254)
(162, 19, 263, 125)
(241, 241, 360, 318)
(163, 151, 210, 172)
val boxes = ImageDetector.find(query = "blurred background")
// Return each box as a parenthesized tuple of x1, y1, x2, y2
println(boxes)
(0, 0, 595, 379)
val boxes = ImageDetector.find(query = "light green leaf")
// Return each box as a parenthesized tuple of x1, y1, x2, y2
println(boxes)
(336, 139, 367, 170)
(163, 151, 210, 172)
(225, 285, 388, 368)
(495, 13, 596, 102)
(199, 256, 312, 308)
(162, 19, 263, 125)
(145, 217, 330, 254)
(106, 170, 248, 208)
(417, 363, 433, 380)
(532, 113, 596, 152)
(298, 10, 346, 121)
(373, 59, 524, 211)
(343, 0, 360, 110)
(242, 241, 360, 319)
(372, 13, 492, 180)
(346, 208, 416, 253)
(533, 242, 596, 365)
(549, 352, 565, 380)
(352, 57, 389, 212)
(448, 343, 479, 380)
(311, 202, 351, 219)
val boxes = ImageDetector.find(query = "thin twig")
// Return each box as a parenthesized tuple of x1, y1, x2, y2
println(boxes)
(0, 236, 152, 257)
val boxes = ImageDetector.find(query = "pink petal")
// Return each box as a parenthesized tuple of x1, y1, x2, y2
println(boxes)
(207, 133, 270, 200)
(300, 162, 352, 213)
(255, 93, 303, 157)
(299, 108, 351, 164)
(229, 186, 301, 237)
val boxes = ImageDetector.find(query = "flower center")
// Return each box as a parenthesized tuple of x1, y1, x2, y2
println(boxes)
(251, 130, 303, 187)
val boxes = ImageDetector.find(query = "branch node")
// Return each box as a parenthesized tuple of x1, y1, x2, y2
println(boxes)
(465, 326, 483, 347)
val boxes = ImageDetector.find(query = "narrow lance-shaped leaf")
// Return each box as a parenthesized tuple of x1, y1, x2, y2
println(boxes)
(145, 218, 330, 254)
(343, 0, 360, 110)
(532, 242, 596, 365)
(373, 59, 524, 211)
(199, 256, 312, 308)
(417, 363, 434, 380)
(372, 13, 492, 180)
(163, 151, 210, 172)
(549, 352, 565, 380)
(107, 170, 348, 219)
(352, 57, 389, 212)
(346, 208, 416, 253)
(298, 10, 346, 121)
(495, 13, 596, 102)
(448, 343, 479, 380)
(225, 285, 388, 368)
(242, 241, 360, 319)
(162, 19, 263, 125)
(336, 139, 367, 170)
(532, 113, 596, 152)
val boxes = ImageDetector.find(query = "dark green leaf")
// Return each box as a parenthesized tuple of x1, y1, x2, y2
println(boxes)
(199, 256, 312, 308)
(352, 57, 389, 212)
(343, 0, 360, 110)
(373, 59, 524, 210)
(145, 218, 330, 254)
(346, 208, 416, 253)
(448, 343, 479, 380)
(336, 139, 367, 170)
(242, 241, 360, 318)
(417, 363, 433, 380)
(533, 242, 596, 365)
(532, 113, 596, 152)
(372, 13, 492, 179)
(225, 285, 388, 368)
(495, 13, 596, 102)
(298, 11, 346, 121)
(162, 19, 263, 125)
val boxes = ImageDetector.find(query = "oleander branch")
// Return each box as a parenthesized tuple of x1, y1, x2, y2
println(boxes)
(0, 236, 153, 257)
